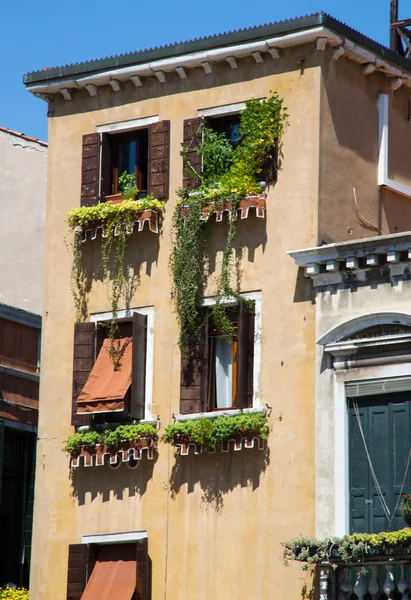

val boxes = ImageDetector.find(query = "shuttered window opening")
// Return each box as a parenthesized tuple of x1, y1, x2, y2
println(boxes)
(72, 313, 147, 424)
(81, 545, 136, 600)
(182, 113, 278, 191)
(77, 338, 132, 414)
(66, 540, 148, 600)
(80, 121, 170, 207)
(180, 302, 254, 415)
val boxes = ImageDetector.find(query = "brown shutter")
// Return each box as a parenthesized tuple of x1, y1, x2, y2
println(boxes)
(131, 312, 147, 420)
(81, 133, 100, 207)
(180, 322, 207, 415)
(183, 118, 202, 190)
(136, 538, 148, 600)
(148, 120, 170, 199)
(72, 322, 95, 427)
(260, 139, 278, 184)
(100, 133, 113, 200)
(236, 303, 255, 409)
(66, 544, 97, 600)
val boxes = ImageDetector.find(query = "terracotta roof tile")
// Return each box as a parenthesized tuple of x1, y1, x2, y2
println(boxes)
(0, 126, 47, 147)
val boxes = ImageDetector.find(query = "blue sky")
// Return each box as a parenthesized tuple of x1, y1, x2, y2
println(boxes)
(1, 0, 402, 141)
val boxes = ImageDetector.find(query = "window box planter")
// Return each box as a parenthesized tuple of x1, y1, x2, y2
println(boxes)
(172, 433, 266, 456)
(70, 436, 157, 468)
(182, 194, 267, 223)
(181, 194, 266, 222)
(105, 193, 124, 205)
(163, 413, 269, 456)
(79, 209, 161, 242)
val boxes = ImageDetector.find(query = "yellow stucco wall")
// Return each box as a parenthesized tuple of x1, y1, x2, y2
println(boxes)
(31, 50, 319, 600)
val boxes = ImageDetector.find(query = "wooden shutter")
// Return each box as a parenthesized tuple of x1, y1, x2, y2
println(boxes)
(236, 303, 255, 409)
(72, 322, 95, 427)
(131, 312, 147, 420)
(67, 544, 87, 600)
(136, 538, 148, 600)
(148, 120, 170, 199)
(260, 139, 278, 184)
(180, 325, 208, 415)
(100, 133, 113, 200)
(81, 134, 100, 207)
(183, 118, 202, 190)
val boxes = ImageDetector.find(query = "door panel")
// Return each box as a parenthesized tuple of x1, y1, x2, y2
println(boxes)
(349, 392, 411, 533)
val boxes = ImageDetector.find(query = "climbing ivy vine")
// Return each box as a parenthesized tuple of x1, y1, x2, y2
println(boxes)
(66, 197, 165, 368)
(170, 93, 288, 348)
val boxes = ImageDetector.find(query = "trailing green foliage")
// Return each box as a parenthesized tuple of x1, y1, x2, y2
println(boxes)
(282, 529, 411, 570)
(66, 198, 165, 367)
(171, 94, 287, 347)
(64, 424, 158, 455)
(401, 493, 411, 518)
(163, 413, 269, 450)
(0, 588, 29, 600)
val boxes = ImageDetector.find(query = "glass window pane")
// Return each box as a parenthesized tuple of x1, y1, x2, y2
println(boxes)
(215, 337, 233, 409)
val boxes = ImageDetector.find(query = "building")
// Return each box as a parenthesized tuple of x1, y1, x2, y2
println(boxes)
(0, 128, 47, 586)
(24, 11, 411, 599)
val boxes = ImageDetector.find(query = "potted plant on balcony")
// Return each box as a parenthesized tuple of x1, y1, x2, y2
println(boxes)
(105, 172, 139, 204)
(401, 493, 411, 526)
(65, 423, 159, 467)
(170, 93, 288, 349)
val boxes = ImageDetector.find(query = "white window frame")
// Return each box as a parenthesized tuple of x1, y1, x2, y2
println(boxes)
(96, 115, 159, 134)
(82, 530, 147, 545)
(201, 291, 262, 408)
(197, 98, 265, 119)
(90, 306, 154, 421)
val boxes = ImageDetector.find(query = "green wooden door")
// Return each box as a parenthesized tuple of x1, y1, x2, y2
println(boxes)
(349, 392, 411, 533)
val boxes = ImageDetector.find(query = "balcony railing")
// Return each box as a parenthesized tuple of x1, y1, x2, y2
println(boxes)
(317, 559, 411, 599)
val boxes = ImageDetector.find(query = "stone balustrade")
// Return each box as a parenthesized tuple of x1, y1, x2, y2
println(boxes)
(317, 560, 411, 599)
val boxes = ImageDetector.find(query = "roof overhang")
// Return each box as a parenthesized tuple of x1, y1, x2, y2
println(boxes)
(24, 18, 411, 102)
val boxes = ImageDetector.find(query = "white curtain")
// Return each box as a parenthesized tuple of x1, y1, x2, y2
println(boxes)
(215, 337, 232, 408)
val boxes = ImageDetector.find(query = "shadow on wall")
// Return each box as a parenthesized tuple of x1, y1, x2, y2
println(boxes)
(75, 226, 160, 319)
(169, 445, 270, 513)
(206, 214, 267, 279)
(70, 452, 158, 506)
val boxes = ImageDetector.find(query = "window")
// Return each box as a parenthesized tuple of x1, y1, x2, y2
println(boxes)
(111, 130, 149, 197)
(66, 536, 148, 600)
(208, 308, 239, 411)
(71, 311, 150, 427)
(183, 105, 277, 190)
(207, 114, 242, 147)
(80, 120, 170, 207)
(180, 297, 260, 416)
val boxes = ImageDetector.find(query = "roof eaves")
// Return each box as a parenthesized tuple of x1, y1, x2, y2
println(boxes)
(23, 12, 325, 84)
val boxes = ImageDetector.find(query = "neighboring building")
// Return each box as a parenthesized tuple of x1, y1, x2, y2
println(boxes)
(0, 128, 47, 314)
(0, 128, 46, 587)
(23, 11, 411, 600)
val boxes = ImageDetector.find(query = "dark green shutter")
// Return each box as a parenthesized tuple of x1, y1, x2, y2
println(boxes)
(349, 392, 411, 533)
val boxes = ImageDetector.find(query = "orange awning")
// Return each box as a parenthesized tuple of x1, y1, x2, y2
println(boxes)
(81, 545, 136, 600)
(77, 337, 132, 414)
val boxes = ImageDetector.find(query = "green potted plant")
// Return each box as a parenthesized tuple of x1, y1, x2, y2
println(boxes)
(401, 493, 411, 526)
(106, 171, 139, 204)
